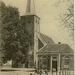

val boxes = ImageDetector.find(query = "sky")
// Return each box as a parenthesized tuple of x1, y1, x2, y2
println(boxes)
(1, 0, 74, 49)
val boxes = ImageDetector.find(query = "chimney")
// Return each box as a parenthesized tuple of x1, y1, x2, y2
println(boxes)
(58, 42, 61, 44)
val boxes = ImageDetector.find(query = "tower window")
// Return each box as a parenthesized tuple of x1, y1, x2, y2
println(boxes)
(35, 18, 39, 24)
(38, 20, 39, 24)
(36, 18, 37, 23)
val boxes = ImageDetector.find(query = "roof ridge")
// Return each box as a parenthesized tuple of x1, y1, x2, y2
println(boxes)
(37, 43, 74, 54)
(40, 33, 51, 38)
(39, 33, 55, 44)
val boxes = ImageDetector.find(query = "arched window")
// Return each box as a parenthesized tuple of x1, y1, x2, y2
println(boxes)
(53, 57, 57, 61)
(64, 56, 70, 68)
(42, 56, 48, 69)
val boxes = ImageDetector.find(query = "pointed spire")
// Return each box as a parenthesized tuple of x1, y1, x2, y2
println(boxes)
(26, 0, 35, 15)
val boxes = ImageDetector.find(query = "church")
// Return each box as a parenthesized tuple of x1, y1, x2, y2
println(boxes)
(0, 0, 73, 73)
(20, 0, 74, 72)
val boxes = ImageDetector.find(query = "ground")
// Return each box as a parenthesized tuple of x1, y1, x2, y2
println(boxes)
(0, 71, 53, 75)
(0, 68, 74, 75)
(0, 68, 34, 75)
(0, 71, 34, 75)
(0, 68, 47, 75)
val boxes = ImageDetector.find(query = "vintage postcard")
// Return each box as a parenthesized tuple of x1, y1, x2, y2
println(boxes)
(0, 0, 74, 75)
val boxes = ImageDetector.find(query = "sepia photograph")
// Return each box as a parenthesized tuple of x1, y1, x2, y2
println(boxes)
(0, 0, 74, 75)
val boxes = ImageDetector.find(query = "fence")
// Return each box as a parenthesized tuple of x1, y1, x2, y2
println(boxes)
(59, 70, 74, 75)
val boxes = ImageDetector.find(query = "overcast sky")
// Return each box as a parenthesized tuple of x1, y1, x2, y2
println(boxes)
(1, 0, 74, 49)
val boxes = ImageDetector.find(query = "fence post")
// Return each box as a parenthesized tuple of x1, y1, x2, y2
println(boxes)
(63, 71, 65, 75)
(67, 70, 68, 75)
(62, 71, 63, 75)
(65, 70, 66, 75)
(59, 71, 60, 75)
(52, 71, 53, 75)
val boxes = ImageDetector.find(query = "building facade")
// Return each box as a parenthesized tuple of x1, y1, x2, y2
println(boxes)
(37, 44, 74, 72)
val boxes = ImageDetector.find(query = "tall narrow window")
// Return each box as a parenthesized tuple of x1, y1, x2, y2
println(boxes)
(38, 20, 39, 24)
(36, 18, 37, 23)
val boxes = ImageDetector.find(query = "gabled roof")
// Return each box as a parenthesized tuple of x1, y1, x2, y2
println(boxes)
(38, 33, 55, 45)
(37, 44, 74, 54)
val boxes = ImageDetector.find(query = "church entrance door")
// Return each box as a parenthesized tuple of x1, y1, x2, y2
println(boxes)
(52, 57, 57, 72)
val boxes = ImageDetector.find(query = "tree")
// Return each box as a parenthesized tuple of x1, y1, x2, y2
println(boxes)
(54, 0, 74, 40)
(0, 1, 6, 66)
(59, 3, 74, 40)
(1, 2, 20, 64)
(0, 1, 33, 67)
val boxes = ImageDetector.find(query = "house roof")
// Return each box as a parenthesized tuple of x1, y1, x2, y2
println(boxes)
(38, 33, 55, 45)
(37, 44, 74, 54)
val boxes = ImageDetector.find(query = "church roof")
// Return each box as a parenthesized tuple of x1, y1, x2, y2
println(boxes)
(37, 44, 74, 54)
(38, 33, 55, 45)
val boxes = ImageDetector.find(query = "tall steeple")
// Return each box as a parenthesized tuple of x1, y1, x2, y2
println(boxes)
(21, 0, 40, 68)
(26, 0, 35, 15)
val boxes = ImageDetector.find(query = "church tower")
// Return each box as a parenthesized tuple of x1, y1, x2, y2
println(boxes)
(21, 0, 40, 68)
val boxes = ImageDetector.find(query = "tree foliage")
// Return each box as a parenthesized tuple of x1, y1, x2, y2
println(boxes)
(0, 1, 32, 66)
